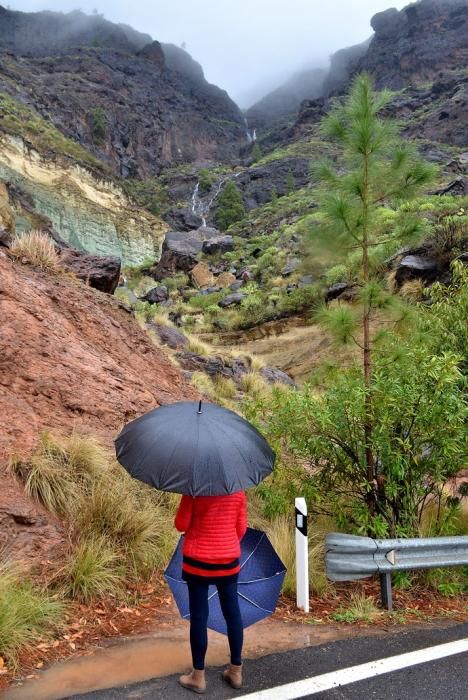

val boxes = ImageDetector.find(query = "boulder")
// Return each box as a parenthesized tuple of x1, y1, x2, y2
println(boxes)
(281, 258, 300, 277)
(435, 177, 467, 197)
(60, 249, 121, 294)
(202, 235, 234, 255)
(218, 293, 245, 308)
(261, 367, 296, 387)
(395, 255, 440, 286)
(149, 323, 188, 349)
(141, 285, 169, 304)
(325, 282, 350, 302)
(298, 275, 314, 288)
(217, 271, 236, 288)
(229, 280, 244, 292)
(150, 231, 203, 280)
(176, 352, 230, 378)
(191, 261, 215, 289)
(175, 351, 250, 388)
(150, 228, 221, 281)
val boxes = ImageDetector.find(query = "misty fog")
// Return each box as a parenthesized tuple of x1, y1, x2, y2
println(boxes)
(8, 0, 409, 106)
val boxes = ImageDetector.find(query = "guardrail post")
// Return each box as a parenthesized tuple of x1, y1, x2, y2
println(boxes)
(380, 573, 393, 611)
(295, 497, 309, 612)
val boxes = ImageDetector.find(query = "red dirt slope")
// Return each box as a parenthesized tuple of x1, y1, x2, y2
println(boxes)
(0, 250, 196, 561)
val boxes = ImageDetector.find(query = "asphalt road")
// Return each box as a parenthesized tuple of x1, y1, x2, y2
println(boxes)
(69, 622, 468, 700)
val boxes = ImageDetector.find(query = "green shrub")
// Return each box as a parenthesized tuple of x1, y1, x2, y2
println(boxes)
(90, 107, 106, 143)
(325, 264, 348, 286)
(198, 168, 215, 194)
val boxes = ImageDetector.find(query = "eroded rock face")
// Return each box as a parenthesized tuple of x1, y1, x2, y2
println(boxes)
(191, 262, 215, 289)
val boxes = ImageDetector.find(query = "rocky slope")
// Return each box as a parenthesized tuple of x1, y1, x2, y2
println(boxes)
(245, 67, 327, 130)
(0, 250, 197, 561)
(0, 6, 245, 177)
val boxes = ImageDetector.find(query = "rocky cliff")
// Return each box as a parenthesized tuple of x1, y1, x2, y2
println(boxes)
(249, 0, 468, 127)
(0, 6, 245, 177)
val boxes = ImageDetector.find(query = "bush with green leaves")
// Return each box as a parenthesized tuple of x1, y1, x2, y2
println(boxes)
(309, 73, 436, 518)
(246, 265, 467, 537)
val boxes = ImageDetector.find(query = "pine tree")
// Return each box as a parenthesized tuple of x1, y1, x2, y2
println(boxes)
(215, 181, 245, 231)
(313, 73, 436, 517)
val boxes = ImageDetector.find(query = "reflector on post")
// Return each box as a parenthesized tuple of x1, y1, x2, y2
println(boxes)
(295, 497, 309, 612)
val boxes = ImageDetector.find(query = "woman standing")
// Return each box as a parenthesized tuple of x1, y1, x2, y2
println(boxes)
(175, 491, 247, 694)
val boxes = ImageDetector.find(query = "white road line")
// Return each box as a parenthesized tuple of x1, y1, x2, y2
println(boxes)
(239, 638, 468, 700)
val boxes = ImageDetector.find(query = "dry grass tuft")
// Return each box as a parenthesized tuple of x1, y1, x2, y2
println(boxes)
(186, 334, 212, 356)
(262, 514, 336, 596)
(332, 592, 380, 623)
(241, 372, 271, 400)
(10, 231, 61, 271)
(400, 279, 425, 300)
(213, 375, 237, 400)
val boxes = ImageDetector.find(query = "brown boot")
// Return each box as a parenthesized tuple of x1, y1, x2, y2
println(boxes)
(223, 663, 243, 690)
(178, 669, 206, 694)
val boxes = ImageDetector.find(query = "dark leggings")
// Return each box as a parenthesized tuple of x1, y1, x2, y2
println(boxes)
(187, 576, 243, 670)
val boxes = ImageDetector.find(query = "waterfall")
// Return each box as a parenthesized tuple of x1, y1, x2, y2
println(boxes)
(244, 117, 255, 144)
(191, 182, 207, 228)
(191, 173, 241, 228)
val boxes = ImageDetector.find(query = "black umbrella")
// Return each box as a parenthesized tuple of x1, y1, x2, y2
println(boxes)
(115, 401, 275, 496)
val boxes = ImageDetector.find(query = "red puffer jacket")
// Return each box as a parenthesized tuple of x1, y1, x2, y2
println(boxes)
(174, 492, 247, 577)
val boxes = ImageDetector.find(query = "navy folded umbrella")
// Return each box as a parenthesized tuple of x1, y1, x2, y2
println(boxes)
(115, 401, 275, 496)
(164, 528, 286, 634)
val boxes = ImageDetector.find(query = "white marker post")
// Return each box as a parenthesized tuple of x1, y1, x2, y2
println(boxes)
(295, 497, 309, 612)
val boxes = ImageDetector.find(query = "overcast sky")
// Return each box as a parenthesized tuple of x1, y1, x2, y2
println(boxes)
(9, 1, 409, 106)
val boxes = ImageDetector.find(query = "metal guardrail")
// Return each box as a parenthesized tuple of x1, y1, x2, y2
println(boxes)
(325, 533, 468, 610)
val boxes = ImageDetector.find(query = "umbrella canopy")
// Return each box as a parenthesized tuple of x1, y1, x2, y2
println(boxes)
(115, 401, 275, 496)
(164, 528, 286, 635)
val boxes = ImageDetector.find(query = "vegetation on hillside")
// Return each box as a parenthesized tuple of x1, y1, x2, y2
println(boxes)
(0, 92, 105, 170)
